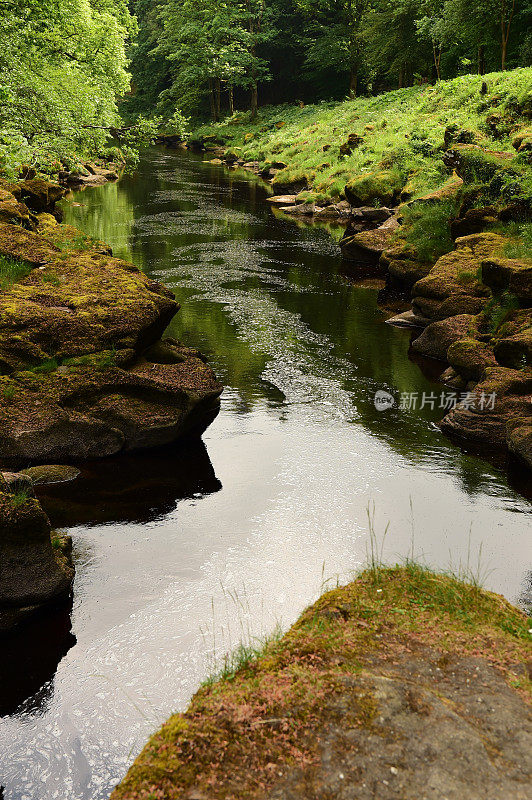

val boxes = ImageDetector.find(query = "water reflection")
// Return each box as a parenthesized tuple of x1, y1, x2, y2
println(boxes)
(37, 440, 222, 528)
(0, 609, 75, 717)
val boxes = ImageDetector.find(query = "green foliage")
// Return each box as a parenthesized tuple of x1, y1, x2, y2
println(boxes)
(503, 222, 532, 259)
(0, 255, 32, 289)
(10, 487, 32, 507)
(0, 0, 136, 173)
(190, 69, 531, 202)
(401, 198, 459, 262)
(483, 291, 520, 334)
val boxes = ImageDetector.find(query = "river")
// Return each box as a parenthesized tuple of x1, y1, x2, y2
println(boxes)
(0, 148, 530, 800)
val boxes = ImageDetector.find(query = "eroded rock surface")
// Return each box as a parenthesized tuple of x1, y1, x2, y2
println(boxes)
(110, 568, 532, 800)
(0, 183, 222, 463)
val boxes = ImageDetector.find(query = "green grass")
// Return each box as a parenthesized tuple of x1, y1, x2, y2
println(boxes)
(191, 68, 532, 203)
(10, 487, 32, 507)
(400, 198, 459, 262)
(503, 222, 532, 259)
(0, 254, 32, 289)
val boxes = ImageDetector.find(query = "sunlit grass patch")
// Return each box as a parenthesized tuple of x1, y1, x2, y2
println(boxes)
(0, 254, 32, 289)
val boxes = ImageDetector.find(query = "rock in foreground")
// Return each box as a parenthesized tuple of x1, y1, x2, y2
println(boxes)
(111, 566, 532, 800)
(0, 475, 74, 633)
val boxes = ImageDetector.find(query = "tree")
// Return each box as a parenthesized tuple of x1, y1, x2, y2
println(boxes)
(157, 0, 272, 120)
(0, 0, 136, 171)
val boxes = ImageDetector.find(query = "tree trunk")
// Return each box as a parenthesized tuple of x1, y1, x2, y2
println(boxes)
(250, 84, 258, 119)
(477, 44, 486, 75)
(433, 45, 441, 81)
(398, 66, 404, 88)
(349, 66, 358, 98)
(501, 0, 516, 71)
(208, 79, 216, 121)
(215, 79, 221, 119)
(229, 85, 234, 115)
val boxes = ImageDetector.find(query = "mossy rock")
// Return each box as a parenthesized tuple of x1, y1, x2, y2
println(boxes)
(440, 367, 532, 454)
(345, 170, 404, 207)
(0, 491, 74, 633)
(411, 233, 500, 320)
(481, 257, 532, 303)
(411, 314, 476, 361)
(512, 127, 532, 153)
(447, 337, 498, 381)
(111, 565, 532, 800)
(20, 465, 81, 486)
(493, 311, 532, 368)
(442, 144, 516, 184)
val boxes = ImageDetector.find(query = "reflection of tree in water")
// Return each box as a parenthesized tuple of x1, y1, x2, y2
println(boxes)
(37, 439, 222, 529)
(63, 150, 530, 505)
(0, 608, 75, 717)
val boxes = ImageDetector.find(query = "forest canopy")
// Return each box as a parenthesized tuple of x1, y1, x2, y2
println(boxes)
(0, 0, 530, 170)
(128, 0, 532, 120)
(0, 0, 135, 172)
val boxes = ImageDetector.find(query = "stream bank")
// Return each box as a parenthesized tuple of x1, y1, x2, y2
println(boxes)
(189, 71, 532, 471)
(0, 148, 530, 800)
(0, 174, 222, 633)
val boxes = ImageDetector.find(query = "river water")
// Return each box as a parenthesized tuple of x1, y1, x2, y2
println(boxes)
(0, 149, 530, 800)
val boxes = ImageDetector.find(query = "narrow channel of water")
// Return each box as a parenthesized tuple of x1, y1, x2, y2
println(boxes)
(0, 149, 530, 800)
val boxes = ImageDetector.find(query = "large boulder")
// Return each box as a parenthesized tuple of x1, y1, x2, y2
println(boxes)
(0, 224, 178, 372)
(439, 367, 532, 459)
(481, 257, 532, 304)
(341, 217, 399, 260)
(447, 338, 498, 381)
(411, 233, 498, 321)
(0, 343, 222, 462)
(493, 311, 532, 369)
(411, 314, 476, 361)
(345, 170, 404, 207)
(0, 206, 223, 462)
(0, 486, 74, 634)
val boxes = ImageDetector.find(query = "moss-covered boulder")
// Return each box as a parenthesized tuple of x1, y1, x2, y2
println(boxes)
(411, 233, 498, 320)
(345, 169, 404, 207)
(493, 311, 532, 368)
(439, 367, 532, 459)
(0, 488, 74, 634)
(20, 465, 81, 486)
(411, 314, 476, 362)
(380, 237, 432, 286)
(0, 183, 223, 462)
(447, 337, 498, 381)
(0, 224, 177, 372)
(341, 217, 399, 260)
(481, 257, 532, 303)
(0, 342, 222, 462)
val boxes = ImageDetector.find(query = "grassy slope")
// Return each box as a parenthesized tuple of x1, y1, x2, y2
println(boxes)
(191, 69, 532, 204)
(111, 564, 531, 799)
